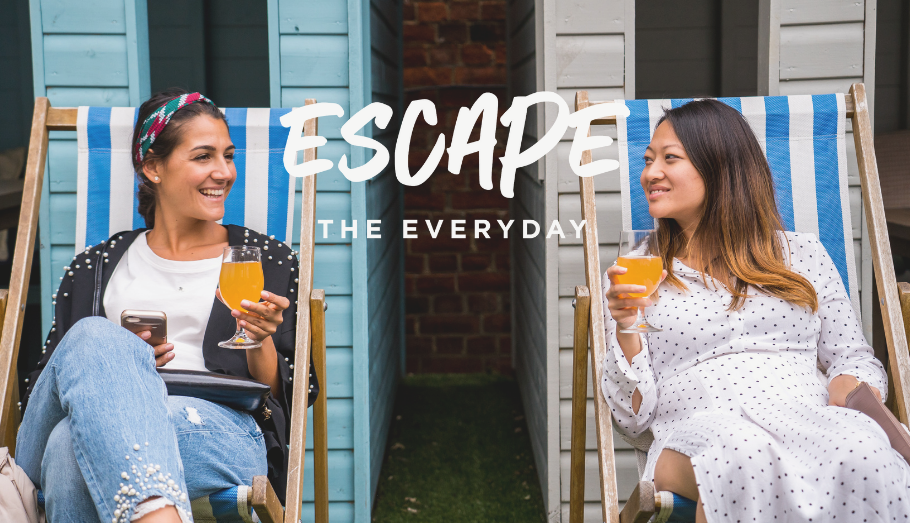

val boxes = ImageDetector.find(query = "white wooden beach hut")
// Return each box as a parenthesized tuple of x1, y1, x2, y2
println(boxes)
(507, 0, 881, 519)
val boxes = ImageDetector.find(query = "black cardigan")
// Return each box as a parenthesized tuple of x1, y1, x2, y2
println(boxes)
(20, 224, 318, 502)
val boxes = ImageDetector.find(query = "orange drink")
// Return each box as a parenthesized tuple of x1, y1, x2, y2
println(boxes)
(614, 255, 663, 297)
(219, 261, 264, 312)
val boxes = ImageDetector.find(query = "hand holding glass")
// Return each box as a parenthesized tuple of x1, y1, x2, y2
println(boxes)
(218, 246, 265, 349)
(613, 230, 663, 333)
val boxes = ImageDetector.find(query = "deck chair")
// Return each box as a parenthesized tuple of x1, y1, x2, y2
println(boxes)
(0, 98, 331, 523)
(568, 83, 910, 523)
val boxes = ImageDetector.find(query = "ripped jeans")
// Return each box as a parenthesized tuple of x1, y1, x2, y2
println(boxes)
(16, 317, 267, 523)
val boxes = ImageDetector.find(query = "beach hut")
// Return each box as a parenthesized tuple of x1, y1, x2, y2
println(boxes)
(20, 0, 404, 521)
(507, 0, 882, 520)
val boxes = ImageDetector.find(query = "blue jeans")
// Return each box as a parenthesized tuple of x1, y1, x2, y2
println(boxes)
(16, 317, 267, 523)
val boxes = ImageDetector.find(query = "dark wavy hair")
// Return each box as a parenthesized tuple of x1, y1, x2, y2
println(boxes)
(130, 88, 227, 228)
(652, 99, 818, 312)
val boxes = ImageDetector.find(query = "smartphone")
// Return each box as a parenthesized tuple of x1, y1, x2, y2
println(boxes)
(120, 310, 167, 346)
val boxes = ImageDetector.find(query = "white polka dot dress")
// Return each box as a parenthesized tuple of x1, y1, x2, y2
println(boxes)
(601, 232, 910, 522)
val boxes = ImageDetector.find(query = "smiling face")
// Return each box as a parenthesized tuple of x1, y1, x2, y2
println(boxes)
(641, 121, 706, 233)
(143, 115, 235, 224)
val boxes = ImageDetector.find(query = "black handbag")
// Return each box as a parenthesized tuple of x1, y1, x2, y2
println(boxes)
(157, 368, 271, 413)
(92, 242, 271, 415)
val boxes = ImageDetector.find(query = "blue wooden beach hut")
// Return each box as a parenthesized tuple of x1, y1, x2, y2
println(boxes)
(20, 0, 404, 520)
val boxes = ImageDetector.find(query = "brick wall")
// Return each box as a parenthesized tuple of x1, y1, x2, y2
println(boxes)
(402, 0, 511, 373)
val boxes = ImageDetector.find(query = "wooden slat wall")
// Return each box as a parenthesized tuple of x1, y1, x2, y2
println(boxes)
(32, 0, 149, 341)
(773, 0, 874, 339)
(550, 0, 637, 520)
(366, 0, 403, 506)
(507, 0, 553, 513)
(270, 0, 360, 519)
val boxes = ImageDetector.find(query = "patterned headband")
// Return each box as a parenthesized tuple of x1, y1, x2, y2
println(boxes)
(134, 93, 215, 164)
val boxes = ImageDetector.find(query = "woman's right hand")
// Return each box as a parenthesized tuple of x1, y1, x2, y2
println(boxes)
(605, 264, 654, 329)
(136, 330, 175, 367)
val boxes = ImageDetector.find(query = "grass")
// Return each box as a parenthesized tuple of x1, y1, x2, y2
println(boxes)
(371, 373, 547, 523)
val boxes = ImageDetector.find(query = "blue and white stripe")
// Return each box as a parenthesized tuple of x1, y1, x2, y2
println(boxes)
(615, 94, 858, 314)
(76, 106, 297, 251)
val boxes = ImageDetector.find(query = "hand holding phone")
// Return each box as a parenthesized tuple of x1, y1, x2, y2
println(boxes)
(121, 310, 174, 366)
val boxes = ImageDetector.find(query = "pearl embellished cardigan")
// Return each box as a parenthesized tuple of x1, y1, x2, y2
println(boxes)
(21, 224, 318, 503)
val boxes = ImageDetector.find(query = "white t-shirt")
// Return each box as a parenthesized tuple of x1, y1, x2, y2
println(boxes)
(104, 232, 222, 371)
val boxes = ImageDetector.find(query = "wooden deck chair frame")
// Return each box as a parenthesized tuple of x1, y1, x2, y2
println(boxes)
(0, 97, 331, 523)
(567, 83, 910, 523)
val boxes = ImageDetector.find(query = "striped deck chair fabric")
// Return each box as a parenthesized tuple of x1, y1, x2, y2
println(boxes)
(69, 106, 299, 521)
(76, 106, 299, 251)
(616, 94, 858, 315)
(614, 94, 856, 522)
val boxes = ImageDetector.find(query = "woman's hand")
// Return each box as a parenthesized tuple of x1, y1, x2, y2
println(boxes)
(828, 374, 882, 407)
(135, 330, 174, 367)
(216, 289, 290, 343)
(605, 265, 667, 329)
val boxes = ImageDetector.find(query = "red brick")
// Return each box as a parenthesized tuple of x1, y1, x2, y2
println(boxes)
(498, 335, 512, 354)
(407, 335, 434, 355)
(417, 2, 447, 22)
(405, 254, 425, 272)
(406, 356, 421, 373)
(436, 336, 465, 354)
(409, 236, 471, 253)
(404, 192, 445, 211)
(462, 43, 494, 65)
(469, 22, 505, 42)
(453, 66, 506, 85)
(434, 294, 463, 313)
(429, 254, 458, 272)
(421, 315, 478, 334)
(405, 276, 416, 293)
(480, 2, 506, 20)
(476, 237, 509, 253)
(422, 357, 482, 373)
(403, 1, 416, 20)
(490, 356, 512, 374)
(406, 296, 430, 314)
(462, 253, 491, 270)
(495, 252, 510, 270)
(404, 66, 453, 87)
(466, 336, 496, 355)
(438, 22, 468, 43)
(429, 45, 459, 66)
(460, 272, 510, 292)
(451, 191, 509, 210)
(493, 43, 507, 65)
(404, 24, 436, 43)
(404, 47, 428, 67)
(416, 275, 456, 293)
(501, 291, 511, 312)
(483, 313, 511, 333)
(450, 2, 480, 20)
(468, 293, 499, 313)
(406, 317, 417, 334)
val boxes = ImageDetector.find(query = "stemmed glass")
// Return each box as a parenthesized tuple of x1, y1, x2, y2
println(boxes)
(218, 246, 265, 349)
(614, 230, 663, 333)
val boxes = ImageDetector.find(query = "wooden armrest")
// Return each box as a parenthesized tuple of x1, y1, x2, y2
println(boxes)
(619, 481, 656, 523)
(251, 475, 284, 523)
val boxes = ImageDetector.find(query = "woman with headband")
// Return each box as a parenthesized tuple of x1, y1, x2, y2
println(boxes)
(14, 88, 318, 523)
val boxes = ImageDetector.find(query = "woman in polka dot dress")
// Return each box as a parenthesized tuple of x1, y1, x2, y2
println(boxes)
(602, 99, 910, 522)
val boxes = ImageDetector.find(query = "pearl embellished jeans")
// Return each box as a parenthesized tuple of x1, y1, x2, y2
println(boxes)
(16, 317, 267, 523)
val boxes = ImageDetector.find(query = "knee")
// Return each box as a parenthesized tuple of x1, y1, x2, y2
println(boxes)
(56, 317, 148, 362)
(654, 449, 698, 499)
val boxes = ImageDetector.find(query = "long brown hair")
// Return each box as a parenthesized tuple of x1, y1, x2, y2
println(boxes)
(654, 99, 818, 312)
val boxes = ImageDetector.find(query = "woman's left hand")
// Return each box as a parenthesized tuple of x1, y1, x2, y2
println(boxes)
(216, 289, 290, 343)
(828, 374, 882, 407)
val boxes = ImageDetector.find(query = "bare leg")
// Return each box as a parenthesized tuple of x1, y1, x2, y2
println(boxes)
(134, 499, 181, 523)
(654, 449, 707, 523)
